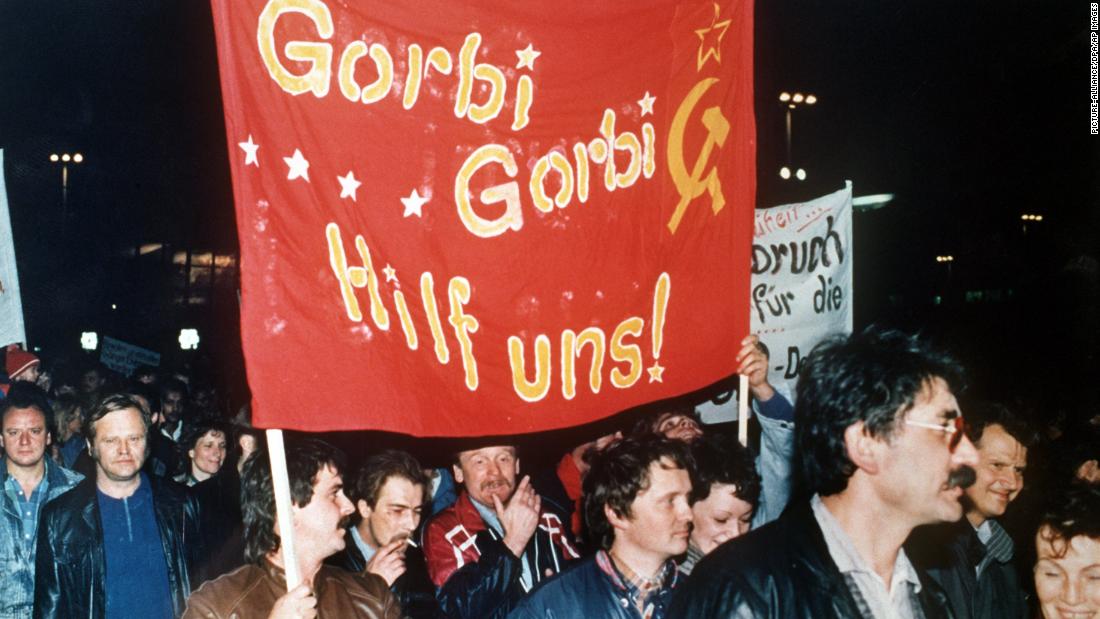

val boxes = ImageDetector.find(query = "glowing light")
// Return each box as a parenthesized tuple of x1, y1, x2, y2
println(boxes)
(779, 166, 791, 179)
(81, 332, 98, 351)
(795, 168, 807, 180)
(179, 328, 200, 350)
(779, 92, 791, 102)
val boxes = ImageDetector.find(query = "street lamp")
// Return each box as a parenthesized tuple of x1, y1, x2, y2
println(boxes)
(1020, 213, 1043, 234)
(778, 92, 816, 181)
(49, 151, 84, 236)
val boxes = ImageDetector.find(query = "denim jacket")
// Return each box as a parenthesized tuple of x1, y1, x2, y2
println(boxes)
(0, 458, 83, 619)
(751, 388, 796, 528)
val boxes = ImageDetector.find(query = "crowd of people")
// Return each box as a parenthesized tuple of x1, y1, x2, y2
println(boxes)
(0, 329, 1097, 618)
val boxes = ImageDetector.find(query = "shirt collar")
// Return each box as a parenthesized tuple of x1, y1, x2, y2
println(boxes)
(810, 494, 922, 592)
(350, 525, 377, 564)
(470, 496, 504, 537)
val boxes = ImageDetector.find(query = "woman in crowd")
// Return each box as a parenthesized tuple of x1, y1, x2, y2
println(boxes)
(1033, 483, 1100, 618)
(50, 393, 85, 469)
(177, 420, 229, 486)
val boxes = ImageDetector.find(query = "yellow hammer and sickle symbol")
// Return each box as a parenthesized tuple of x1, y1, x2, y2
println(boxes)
(666, 77, 730, 234)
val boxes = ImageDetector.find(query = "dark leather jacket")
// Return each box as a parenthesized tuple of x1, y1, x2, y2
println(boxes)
(33, 474, 202, 619)
(668, 500, 955, 618)
(908, 519, 1028, 619)
(327, 528, 442, 618)
(182, 560, 402, 619)
(509, 551, 681, 619)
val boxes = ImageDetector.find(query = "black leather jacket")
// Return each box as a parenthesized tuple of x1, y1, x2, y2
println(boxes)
(326, 529, 442, 619)
(907, 519, 1029, 619)
(33, 474, 203, 619)
(668, 500, 955, 618)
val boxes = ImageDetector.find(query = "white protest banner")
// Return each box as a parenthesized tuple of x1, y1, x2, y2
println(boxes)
(697, 183, 853, 423)
(0, 150, 27, 348)
(100, 336, 161, 377)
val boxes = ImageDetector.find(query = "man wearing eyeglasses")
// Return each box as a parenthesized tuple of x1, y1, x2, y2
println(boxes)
(670, 326, 980, 619)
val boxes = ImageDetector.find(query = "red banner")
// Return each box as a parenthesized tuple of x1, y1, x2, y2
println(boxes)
(210, 0, 754, 436)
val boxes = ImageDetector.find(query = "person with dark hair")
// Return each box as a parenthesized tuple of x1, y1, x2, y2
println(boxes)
(184, 438, 400, 618)
(328, 450, 440, 618)
(679, 434, 761, 575)
(1032, 483, 1100, 618)
(509, 435, 692, 619)
(633, 405, 705, 443)
(128, 382, 186, 480)
(187, 421, 246, 586)
(1054, 425, 1100, 486)
(159, 378, 189, 444)
(77, 362, 107, 405)
(670, 326, 980, 618)
(909, 401, 1038, 619)
(132, 365, 159, 387)
(0, 383, 83, 618)
(633, 335, 796, 528)
(176, 420, 229, 486)
(34, 393, 202, 619)
(423, 444, 580, 619)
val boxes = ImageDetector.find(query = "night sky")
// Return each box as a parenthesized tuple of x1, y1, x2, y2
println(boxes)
(0, 1, 1096, 423)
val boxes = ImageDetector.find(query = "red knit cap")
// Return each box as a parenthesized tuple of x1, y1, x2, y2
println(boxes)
(5, 345, 39, 380)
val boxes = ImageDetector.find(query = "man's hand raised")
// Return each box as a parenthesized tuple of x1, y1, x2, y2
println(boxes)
(737, 334, 776, 402)
(492, 475, 541, 558)
(365, 538, 408, 586)
(267, 583, 317, 619)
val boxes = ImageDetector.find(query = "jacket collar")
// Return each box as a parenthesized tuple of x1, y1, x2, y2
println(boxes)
(780, 500, 867, 609)
(453, 492, 491, 536)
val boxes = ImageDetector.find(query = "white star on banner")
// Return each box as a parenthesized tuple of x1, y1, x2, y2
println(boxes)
(515, 44, 541, 70)
(337, 171, 362, 201)
(401, 189, 428, 218)
(638, 92, 656, 117)
(383, 264, 397, 283)
(283, 149, 310, 181)
(238, 135, 259, 167)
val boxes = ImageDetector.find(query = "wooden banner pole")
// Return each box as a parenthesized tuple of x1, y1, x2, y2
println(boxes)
(266, 429, 301, 591)
(738, 374, 750, 447)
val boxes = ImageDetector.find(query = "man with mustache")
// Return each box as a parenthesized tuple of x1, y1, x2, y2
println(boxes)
(670, 327, 981, 618)
(423, 444, 580, 619)
(184, 438, 401, 618)
(510, 435, 693, 619)
(909, 402, 1037, 619)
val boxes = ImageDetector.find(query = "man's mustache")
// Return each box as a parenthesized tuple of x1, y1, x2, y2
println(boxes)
(480, 479, 513, 492)
(947, 465, 976, 489)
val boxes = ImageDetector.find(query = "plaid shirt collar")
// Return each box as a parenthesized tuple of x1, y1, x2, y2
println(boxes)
(597, 549, 679, 618)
